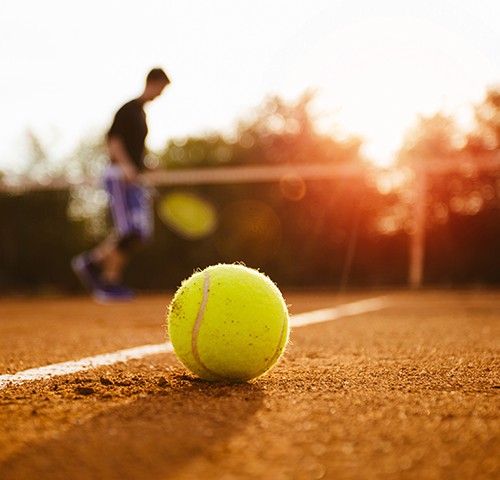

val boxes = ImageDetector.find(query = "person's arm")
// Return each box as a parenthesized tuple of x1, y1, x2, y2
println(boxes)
(107, 136, 138, 183)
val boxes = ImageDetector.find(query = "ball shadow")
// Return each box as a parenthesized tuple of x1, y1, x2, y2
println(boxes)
(0, 378, 265, 480)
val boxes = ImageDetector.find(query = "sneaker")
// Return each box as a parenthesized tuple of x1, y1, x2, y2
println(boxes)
(93, 283, 135, 303)
(72, 253, 102, 291)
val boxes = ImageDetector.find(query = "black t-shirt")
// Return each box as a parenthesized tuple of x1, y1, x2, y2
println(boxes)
(107, 99, 148, 171)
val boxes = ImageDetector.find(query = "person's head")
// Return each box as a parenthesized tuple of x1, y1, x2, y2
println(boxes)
(142, 68, 170, 101)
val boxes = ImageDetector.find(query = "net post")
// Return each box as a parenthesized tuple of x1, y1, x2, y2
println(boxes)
(408, 164, 427, 289)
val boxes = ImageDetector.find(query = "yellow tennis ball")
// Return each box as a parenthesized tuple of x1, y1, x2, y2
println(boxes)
(167, 264, 289, 382)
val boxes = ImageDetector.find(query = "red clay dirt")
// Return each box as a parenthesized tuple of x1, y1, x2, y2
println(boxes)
(0, 290, 498, 479)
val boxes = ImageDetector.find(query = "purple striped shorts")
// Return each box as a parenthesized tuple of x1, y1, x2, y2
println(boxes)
(103, 165, 153, 242)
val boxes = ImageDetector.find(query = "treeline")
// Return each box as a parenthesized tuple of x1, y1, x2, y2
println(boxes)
(0, 90, 499, 292)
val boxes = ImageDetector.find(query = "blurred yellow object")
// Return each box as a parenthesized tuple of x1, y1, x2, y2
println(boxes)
(158, 191, 217, 240)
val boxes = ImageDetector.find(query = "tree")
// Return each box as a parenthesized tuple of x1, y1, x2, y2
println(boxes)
(159, 94, 363, 169)
(397, 112, 465, 164)
(466, 86, 500, 152)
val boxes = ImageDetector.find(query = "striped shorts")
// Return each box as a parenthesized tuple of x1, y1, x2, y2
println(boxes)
(103, 165, 153, 243)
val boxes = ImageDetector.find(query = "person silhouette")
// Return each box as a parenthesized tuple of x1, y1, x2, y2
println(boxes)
(72, 68, 170, 302)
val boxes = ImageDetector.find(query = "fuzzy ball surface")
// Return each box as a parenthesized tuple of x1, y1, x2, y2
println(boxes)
(167, 264, 289, 382)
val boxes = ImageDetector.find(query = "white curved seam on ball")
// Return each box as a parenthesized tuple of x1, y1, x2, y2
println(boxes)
(259, 310, 288, 376)
(191, 272, 210, 372)
(191, 272, 224, 379)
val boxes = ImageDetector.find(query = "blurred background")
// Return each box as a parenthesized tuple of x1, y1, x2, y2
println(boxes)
(1, 0, 499, 294)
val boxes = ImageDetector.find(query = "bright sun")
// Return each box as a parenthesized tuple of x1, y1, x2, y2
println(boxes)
(292, 16, 496, 168)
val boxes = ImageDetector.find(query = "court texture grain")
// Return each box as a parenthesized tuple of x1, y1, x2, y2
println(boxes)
(0, 289, 498, 480)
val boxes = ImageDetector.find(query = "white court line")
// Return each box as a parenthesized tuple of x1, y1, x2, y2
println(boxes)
(290, 296, 389, 328)
(0, 344, 173, 390)
(0, 296, 389, 389)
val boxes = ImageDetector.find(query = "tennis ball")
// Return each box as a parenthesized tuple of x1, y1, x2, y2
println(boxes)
(167, 264, 289, 382)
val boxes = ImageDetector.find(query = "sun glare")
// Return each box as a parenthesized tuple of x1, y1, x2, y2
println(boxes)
(298, 17, 497, 168)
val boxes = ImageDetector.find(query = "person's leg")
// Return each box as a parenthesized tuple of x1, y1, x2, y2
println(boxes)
(73, 166, 136, 301)
(89, 235, 129, 285)
(101, 246, 128, 285)
(72, 242, 134, 302)
(97, 180, 153, 285)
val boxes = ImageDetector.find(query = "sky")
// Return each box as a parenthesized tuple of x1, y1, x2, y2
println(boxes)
(1, 0, 499, 171)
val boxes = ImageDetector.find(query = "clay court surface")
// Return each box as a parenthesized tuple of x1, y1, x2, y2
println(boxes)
(0, 289, 498, 479)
